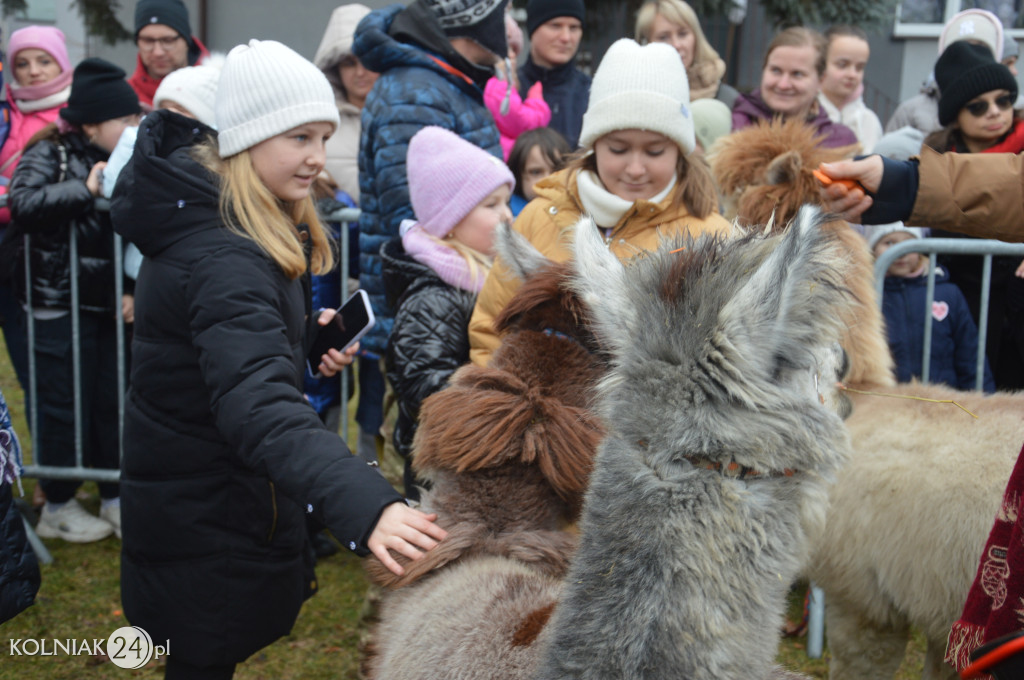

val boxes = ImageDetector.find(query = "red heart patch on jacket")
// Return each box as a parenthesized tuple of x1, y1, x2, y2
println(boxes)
(932, 301, 949, 322)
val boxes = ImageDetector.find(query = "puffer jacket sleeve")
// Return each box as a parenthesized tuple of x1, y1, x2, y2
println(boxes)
(387, 285, 471, 425)
(8, 140, 94, 233)
(909, 146, 1024, 241)
(468, 256, 518, 367)
(186, 246, 402, 555)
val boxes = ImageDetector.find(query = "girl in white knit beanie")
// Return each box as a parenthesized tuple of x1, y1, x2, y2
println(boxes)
(111, 39, 446, 679)
(468, 38, 731, 366)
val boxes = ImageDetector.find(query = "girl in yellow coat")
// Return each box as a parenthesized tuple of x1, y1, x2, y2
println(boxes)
(469, 38, 731, 365)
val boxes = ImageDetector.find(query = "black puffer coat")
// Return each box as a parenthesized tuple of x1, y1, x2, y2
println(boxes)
(110, 111, 403, 667)
(0, 482, 39, 625)
(8, 132, 119, 314)
(382, 238, 476, 462)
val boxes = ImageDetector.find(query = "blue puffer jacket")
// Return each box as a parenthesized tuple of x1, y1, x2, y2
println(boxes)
(882, 265, 996, 392)
(354, 2, 501, 355)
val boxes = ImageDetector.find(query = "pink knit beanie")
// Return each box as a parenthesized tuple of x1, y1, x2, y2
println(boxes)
(8, 25, 72, 75)
(407, 126, 514, 238)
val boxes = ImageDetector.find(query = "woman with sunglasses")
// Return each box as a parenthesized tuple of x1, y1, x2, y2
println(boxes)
(923, 39, 1024, 391)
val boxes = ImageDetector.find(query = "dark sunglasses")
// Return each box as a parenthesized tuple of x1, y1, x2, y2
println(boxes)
(964, 94, 1016, 117)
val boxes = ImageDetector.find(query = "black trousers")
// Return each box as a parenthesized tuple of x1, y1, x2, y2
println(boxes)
(33, 312, 122, 502)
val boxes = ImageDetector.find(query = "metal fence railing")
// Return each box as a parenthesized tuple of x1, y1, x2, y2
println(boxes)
(7, 198, 359, 562)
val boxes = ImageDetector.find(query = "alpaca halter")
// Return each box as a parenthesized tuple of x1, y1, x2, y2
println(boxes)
(682, 454, 796, 480)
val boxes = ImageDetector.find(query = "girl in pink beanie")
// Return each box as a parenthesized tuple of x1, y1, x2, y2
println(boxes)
(382, 125, 513, 498)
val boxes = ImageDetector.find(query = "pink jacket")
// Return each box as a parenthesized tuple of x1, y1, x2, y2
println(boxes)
(484, 77, 551, 160)
(0, 96, 65, 222)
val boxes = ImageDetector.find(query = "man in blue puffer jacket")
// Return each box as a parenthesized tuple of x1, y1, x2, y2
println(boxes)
(353, 0, 504, 361)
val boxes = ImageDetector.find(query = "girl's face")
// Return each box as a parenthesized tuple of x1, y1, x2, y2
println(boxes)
(593, 129, 679, 202)
(337, 55, 378, 108)
(821, 36, 869, 104)
(873, 231, 921, 277)
(649, 13, 696, 69)
(14, 48, 62, 87)
(82, 114, 142, 153)
(249, 122, 335, 203)
(761, 44, 821, 119)
(522, 145, 557, 200)
(957, 88, 1015, 152)
(450, 185, 512, 257)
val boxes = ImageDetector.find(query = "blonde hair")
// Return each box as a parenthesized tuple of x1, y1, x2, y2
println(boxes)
(635, 0, 720, 67)
(194, 139, 334, 279)
(763, 27, 827, 77)
(432, 230, 495, 283)
(568, 145, 719, 220)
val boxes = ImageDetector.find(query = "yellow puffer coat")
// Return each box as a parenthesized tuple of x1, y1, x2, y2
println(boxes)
(469, 167, 732, 365)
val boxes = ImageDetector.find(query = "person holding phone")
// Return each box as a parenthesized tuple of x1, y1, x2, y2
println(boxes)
(381, 126, 514, 500)
(110, 40, 445, 679)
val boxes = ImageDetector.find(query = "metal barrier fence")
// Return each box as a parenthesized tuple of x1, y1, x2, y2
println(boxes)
(11, 199, 359, 486)
(804, 236, 1024, 659)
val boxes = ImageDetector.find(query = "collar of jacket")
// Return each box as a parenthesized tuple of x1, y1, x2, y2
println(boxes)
(532, 167, 695, 240)
(389, 0, 495, 91)
(520, 54, 581, 88)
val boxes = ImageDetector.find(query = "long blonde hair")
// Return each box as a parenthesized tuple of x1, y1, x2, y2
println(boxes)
(635, 0, 720, 67)
(194, 139, 334, 279)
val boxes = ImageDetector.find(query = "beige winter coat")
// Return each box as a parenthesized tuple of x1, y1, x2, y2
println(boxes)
(313, 3, 371, 201)
(469, 168, 731, 366)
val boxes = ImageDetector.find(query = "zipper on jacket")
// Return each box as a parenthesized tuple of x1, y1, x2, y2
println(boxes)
(267, 481, 279, 543)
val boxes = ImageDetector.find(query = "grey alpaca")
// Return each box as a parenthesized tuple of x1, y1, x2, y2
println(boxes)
(370, 207, 853, 680)
(535, 206, 854, 679)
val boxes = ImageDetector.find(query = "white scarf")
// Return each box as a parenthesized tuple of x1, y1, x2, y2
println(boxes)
(9, 83, 71, 113)
(576, 169, 678, 229)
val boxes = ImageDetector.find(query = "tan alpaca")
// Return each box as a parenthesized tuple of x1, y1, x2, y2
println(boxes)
(709, 118, 1024, 679)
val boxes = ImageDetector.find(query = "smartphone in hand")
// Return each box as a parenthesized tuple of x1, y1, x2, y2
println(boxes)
(306, 289, 375, 377)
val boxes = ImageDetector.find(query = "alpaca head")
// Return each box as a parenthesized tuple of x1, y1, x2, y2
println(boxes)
(570, 206, 854, 476)
(707, 118, 858, 229)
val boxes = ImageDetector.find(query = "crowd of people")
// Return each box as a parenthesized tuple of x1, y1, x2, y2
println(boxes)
(2, 0, 1024, 675)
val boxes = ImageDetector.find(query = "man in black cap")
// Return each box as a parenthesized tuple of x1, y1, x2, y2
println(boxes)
(519, 0, 590, 149)
(128, 0, 209, 109)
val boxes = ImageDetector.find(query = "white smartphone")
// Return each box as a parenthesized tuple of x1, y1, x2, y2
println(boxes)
(306, 289, 375, 377)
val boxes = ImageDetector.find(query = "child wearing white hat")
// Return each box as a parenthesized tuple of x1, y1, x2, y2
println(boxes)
(468, 38, 731, 365)
(111, 38, 446, 679)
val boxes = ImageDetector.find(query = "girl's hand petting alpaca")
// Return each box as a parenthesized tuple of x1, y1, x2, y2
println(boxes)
(369, 503, 448, 576)
(313, 308, 359, 377)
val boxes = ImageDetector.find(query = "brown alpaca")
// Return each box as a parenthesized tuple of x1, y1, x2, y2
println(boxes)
(710, 117, 1024, 679)
(363, 226, 606, 590)
(708, 118, 892, 388)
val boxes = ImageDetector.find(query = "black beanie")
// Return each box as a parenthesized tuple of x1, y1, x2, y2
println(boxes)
(59, 58, 142, 125)
(526, 0, 585, 37)
(936, 41, 1019, 126)
(135, 0, 192, 41)
(428, 0, 509, 59)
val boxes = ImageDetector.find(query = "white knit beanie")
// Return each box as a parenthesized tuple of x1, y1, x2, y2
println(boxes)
(153, 56, 223, 128)
(866, 223, 925, 252)
(579, 39, 694, 154)
(216, 39, 341, 157)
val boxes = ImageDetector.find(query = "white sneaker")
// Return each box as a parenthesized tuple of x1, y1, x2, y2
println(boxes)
(99, 503, 121, 540)
(36, 499, 114, 543)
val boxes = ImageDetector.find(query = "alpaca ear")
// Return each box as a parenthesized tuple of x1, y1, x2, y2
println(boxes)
(719, 205, 843, 375)
(494, 220, 552, 281)
(569, 216, 632, 343)
(764, 150, 802, 187)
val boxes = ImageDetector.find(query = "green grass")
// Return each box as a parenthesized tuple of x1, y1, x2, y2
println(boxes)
(0, 335, 925, 678)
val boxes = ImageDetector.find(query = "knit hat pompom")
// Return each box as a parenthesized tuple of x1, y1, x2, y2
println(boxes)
(935, 40, 1018, 126)
(407, 126, 514, 238)
(8, 25, 72, 75)
(59, 58, 141, 125)
(216, 40, 340, 158)
(526, 0, 585, 37)
(580, 39, 695, 155)
(427, 0, 509, 59)
(154, 55, 224, 129)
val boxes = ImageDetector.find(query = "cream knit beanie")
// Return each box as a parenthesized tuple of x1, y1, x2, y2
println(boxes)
(579, 39, 695, 155)
(154, 56, 223, 128)
(216, 39, 340, 157)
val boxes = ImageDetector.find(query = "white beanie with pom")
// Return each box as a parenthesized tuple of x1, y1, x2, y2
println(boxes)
(216, 39, 340, 157)
(579, 39, 695, 154)
(153, 54, 224, 128)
